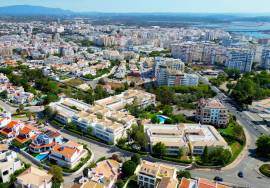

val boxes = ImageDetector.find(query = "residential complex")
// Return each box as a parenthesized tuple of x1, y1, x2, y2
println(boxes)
(196, 98, 229, 128)
(144, 124, 228, 155)
(50, 89, 155, 144)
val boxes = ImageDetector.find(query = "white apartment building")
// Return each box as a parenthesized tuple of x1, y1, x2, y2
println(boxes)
(137, 160, 178, 188)
(0, 145, 22, 183)
(196, 98, 229, 128)
(154, 58, 198, 86)
(95, 89, 156, 110)
(49, 98, 91, 124)
(72, 107, 136, 144)
(144, 123, 228, 155)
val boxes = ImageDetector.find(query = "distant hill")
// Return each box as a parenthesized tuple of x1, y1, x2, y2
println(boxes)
(0, 5, 74, 16)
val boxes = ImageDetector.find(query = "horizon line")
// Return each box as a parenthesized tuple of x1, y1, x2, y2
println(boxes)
(1, 4, 270, 15)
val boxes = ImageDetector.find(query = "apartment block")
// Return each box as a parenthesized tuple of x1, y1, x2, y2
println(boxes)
(261, 48, 270, 70)
(225, 48, 254, 72)
(154, 58, 198, 86)
(144, 123, 228, 155)
(196, 98, 229, 128)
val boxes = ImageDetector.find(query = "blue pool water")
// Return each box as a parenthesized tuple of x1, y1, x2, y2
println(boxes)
(35, 153, 48, 161)
(157, 115, 168, 124)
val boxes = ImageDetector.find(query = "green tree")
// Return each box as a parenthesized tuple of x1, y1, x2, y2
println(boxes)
(86, 126, 93, 136)
(178, 148, 185, 158)
(177, 170, 191, 179)
(122, 160, 137, 177)
(0, 90, 8, 99)
(18, 104, 24, 112)
(152, 142, 167, 157)
(115, 180, 125, 188)
(256, 135, 270, 158)
(128, 125, 147, 149)
(49, 165, 64, 183)
(202, 146, 209, 163)
(131, 154, 141, 165)
(151, 116, 160, 124)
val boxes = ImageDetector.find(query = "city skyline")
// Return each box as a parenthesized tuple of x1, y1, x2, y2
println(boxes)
(0, 0, 270, 13)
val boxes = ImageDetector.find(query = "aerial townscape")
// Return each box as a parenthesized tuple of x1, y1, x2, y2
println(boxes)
(0, 1, 269, 188)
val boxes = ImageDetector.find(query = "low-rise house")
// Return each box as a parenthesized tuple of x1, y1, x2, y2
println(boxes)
(0, 120, 24, 138)
(15, 166, 53, 188)
(0, 73, 9, 84)
(49, 141, 87, 168)
(86, 159, 121, 188)
(29, 129, 63, 153)
(0, 111, 11, 128)
(11, 91, 34, 104)
(15, 124, 41, 145)
(0, 144, 22, 183)
(144, 123, 228, 155)
(137, 160, 178, 188)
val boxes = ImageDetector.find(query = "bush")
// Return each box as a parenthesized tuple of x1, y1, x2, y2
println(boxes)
(177, 170, 191, 179)
(115, 180, 125, 188)
(259, 164, 270, 177)
(122, 160, 137, 177)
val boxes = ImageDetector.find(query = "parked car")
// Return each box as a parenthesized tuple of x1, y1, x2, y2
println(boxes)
(214, 176, 223, 182)
(238, 171, 244, 178)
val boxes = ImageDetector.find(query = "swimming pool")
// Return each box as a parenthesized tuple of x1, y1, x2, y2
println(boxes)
(157, 115, 168, 124)
(35, 153, 48, 161)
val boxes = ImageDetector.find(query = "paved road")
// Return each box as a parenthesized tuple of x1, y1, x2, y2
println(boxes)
(190, 73, 270, 188)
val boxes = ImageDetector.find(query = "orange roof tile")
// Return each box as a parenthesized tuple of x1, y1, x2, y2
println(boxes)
(198, 178, 216, 188)
(178, 177, 190, 188)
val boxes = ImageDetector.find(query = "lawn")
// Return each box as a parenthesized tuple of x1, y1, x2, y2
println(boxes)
(229, 141, 244, 163)
(64, 79, 84, 87)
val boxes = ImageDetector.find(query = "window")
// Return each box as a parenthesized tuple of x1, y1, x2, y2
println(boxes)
(3, 170, 9, 176)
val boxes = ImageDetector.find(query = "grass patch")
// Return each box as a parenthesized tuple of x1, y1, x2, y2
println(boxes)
(229, 141, 244, 162)
(64, 79, 84, 87)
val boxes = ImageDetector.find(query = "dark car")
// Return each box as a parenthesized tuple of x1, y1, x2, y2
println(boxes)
(214, 176, 223, 182)
(238, 171, 244, 178)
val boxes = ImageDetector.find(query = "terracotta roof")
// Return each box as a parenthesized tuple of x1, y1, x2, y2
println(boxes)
(6, 120, 19, 128)
(178, 177, 190, 188)
(51, 141, 83, 159)
(198, 178, 216, 188)
(16, 166, 52, 187)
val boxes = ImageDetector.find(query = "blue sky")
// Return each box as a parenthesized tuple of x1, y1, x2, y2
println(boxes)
(0, 0, 269, 13)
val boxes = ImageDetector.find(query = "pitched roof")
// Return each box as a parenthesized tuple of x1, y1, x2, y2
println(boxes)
(16, 166, 53, 187)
